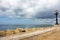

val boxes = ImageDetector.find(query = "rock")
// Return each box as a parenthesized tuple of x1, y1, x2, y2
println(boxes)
(0, 31, 5, 37)
(25, 28, 29, 32)
(32, 28, 36, 31)
(5, 30, 15, 35)
(21, 29, 26, 32)
(15, 28, 26, 34)
(15, 28, 21, 34)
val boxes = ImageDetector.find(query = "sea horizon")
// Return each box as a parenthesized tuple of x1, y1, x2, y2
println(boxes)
(0, 24, 53, 30)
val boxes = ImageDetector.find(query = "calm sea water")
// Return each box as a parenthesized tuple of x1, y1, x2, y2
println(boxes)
(0, 24, 53, 30)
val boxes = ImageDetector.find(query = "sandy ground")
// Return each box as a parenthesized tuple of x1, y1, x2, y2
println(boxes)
(20, 27, 60, 40)
(0, 27, 56, 40)
(23, 27, 60, 40)
(40, 30, 60, 40)
(0, 26, 60, 40)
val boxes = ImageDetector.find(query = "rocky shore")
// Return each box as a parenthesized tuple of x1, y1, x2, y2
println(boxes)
(0, 27, 51, 37)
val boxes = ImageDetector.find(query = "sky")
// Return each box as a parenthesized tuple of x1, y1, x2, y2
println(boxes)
(0, 0, 60, 25)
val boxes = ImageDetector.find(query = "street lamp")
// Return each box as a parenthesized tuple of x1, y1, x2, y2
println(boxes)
(54, 10, 59, 25)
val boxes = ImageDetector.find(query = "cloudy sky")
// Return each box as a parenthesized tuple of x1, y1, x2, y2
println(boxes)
(0, 0, 60, 25)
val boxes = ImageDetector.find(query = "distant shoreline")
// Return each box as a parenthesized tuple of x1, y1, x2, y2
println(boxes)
(0, 24, 53, 30)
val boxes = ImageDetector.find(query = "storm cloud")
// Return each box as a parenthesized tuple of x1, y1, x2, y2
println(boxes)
(0, 0, 60, 19)
(0, 0, 60, 25)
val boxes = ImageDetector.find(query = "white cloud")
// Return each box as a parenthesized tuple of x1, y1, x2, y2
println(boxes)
(34, 19, 54, 24)
(33, 18, 60, 24)
(0, 0, 59, 18)
(16, 16, 21, 18)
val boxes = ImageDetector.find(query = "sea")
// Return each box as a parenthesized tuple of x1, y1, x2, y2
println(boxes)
(0, 24, 53, 30)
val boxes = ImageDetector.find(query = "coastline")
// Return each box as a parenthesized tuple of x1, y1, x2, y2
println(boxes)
(0, 26, 57, 40)
(0, 26, 53, 37)
(0, 25, 60, 40)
